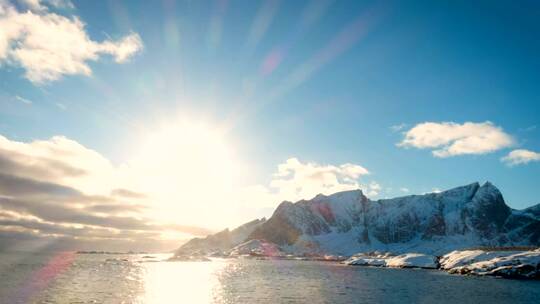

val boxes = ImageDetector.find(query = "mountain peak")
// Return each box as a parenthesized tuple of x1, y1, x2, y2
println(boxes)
(176, 182, 539, 256)
(323, 188, 366, 202)
(469, 181, 510, 236)
(443, 182, 480, 194)
(474, 181, 504, 198)
(301, 189, 365, 203)
(481, 181, 498, 190)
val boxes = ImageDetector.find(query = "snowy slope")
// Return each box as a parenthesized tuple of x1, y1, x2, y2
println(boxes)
(440, 249, 540, 279)
(229, 239, 284, 257)
(345, 252, 438, 269)
(176, 182, 540, 256)
(176, 218, 266, 255)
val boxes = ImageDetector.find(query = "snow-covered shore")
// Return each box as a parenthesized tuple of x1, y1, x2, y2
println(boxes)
(344, 252, 438, 269)
(175, 237, 540, 279)
(173, 235, 540, 279)
(344, 248, 540, 279)
(440, 249, 540, 279)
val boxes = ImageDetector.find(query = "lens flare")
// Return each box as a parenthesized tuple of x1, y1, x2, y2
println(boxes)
(12, 251, 76, 303)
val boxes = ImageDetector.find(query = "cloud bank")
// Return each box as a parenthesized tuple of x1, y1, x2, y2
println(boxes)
(398, 121, 514, 157)
(0, 0, 143, 84)
(270, 157, 372, 201)
(0, 134, 211, 252)
(237, 158, 379, 215)
(0, 132, 380, 251)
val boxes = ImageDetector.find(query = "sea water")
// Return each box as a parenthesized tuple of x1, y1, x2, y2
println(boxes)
(1, 252, 539, 304)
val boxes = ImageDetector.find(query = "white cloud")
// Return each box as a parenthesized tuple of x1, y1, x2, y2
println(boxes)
(422, 188, 441, 194)
(269, 157, 373, 202)
(18, 0, 73, 12)
(0, 0, 143, 84)
(15, 95, 32, 104)
(18, 0, 45, 11)
(235, 158, 377, 215)
(236, 158, 374, 210)
(0, 130, 380, 250)
(398, 121, 514, 157)
(399, 187, 409, 193)
(365, 181, 381, 197)
(0, 134, 213, 251)
(501, 149, 540, 166)
(0, 134, 128, 194)
(42, 0, 73, 9)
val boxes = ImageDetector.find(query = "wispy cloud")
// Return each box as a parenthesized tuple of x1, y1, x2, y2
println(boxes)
(0, 0, 143, 84)
(398, 121, 514, 157)
(399, 187, 410, 193)
(18, 0, 74, 12)
(501, 149, 540, 166)
(111, 188, 147, 199)
(366, 181, 381, 197)
(519, 125, 537, 132)
(390, 123, 407, 132)
(15, 95, 32, 105)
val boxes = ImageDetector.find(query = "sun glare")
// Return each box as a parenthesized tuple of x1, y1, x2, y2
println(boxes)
(129, 119, 244, 227)
(141, 259, 226, 304)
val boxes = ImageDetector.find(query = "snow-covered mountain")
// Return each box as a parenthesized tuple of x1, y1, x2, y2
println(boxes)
(176, 182, 540, 256)
(177, 218, 266, 255)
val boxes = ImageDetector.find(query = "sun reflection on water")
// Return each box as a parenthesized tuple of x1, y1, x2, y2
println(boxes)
(139, 259, 227, 304)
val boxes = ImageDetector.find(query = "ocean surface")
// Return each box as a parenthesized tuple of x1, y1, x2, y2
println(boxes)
(0, 251, 539, 304)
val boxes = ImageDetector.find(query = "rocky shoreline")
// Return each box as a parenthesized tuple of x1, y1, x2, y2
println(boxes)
(344, 248, 540, 279)
(173, 239, 540, 280)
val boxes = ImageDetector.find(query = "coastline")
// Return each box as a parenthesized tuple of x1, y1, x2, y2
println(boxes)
(172, 245, 540, 280)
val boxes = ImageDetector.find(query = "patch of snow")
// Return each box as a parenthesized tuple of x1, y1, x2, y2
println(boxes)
(344, 252, 437, 269)
(439, 250, 516, 269)
(177, 182, 540, 260)
(386, 253, 438, 269)
(346, 257, 387, 266)
(441, 249, 540, 279)
(229, 239, 283, 257)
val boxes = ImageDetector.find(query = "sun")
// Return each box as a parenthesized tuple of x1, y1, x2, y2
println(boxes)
(128, 118, 244, 227)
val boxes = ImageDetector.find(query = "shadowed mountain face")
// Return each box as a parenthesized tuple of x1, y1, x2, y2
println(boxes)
(177, 182, 540, 256)
(176, 218, 266, 255)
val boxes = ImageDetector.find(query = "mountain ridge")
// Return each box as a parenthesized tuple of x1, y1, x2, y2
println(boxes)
(176, 182, 539, 256)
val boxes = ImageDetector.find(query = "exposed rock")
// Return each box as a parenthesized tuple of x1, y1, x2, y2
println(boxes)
(229, 239, 283, 257)
(468, 182, 511, 239)
(175, 218, 265, 256)
(386, 253, 438, 269)
(344, 252, 438, 269)
(249, 203, 303, 245)
(176, 182, 540, 257)
(440, 249, 540, 279)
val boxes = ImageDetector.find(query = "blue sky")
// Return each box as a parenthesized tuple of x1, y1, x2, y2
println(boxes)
(1, 0, 539, 245)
